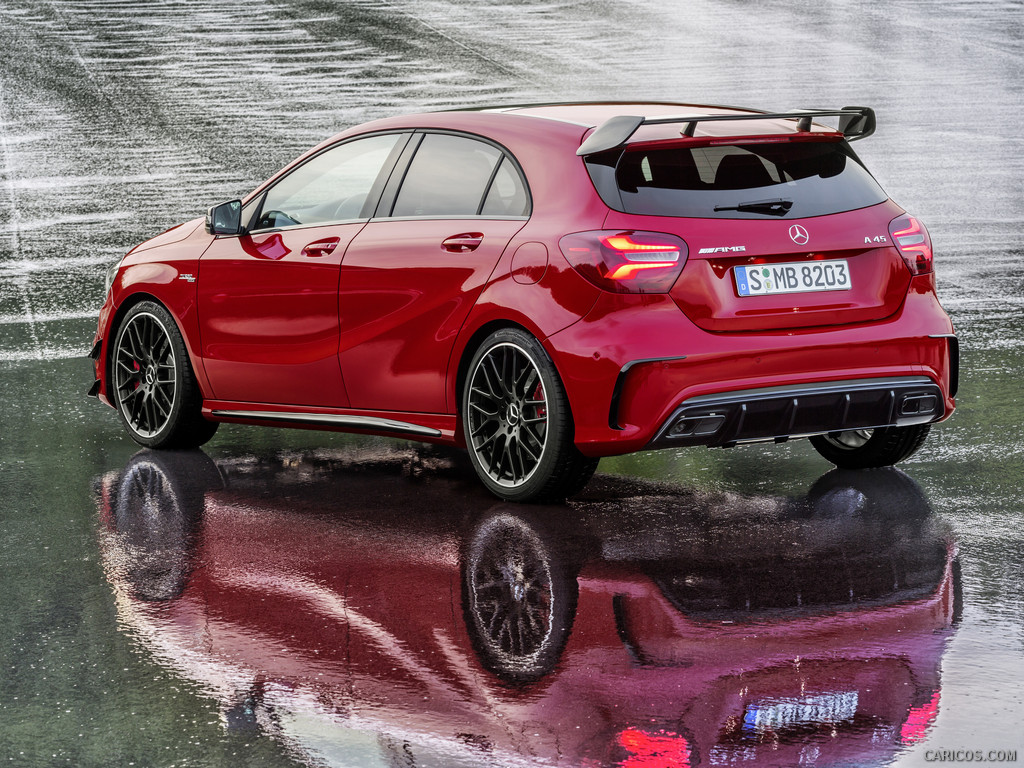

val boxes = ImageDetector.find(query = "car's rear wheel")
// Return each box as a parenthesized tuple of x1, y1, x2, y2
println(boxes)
(463, 328, 597, 502)
(809, 424, 931, 469)
(112, 301, 218, 449)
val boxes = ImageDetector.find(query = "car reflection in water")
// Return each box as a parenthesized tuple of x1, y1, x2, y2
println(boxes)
(97, 445, 960, 768)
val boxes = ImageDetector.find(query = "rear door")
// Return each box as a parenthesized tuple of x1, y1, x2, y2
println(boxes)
(339, 132, 530, 413)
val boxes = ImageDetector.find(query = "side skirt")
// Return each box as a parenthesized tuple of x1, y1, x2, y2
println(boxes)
(204, 403, 460, 444)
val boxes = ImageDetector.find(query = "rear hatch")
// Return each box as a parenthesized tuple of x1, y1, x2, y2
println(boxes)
(590, 137, 911, 332)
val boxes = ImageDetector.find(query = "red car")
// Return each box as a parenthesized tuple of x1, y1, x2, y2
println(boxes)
(89, 102, 957, 501)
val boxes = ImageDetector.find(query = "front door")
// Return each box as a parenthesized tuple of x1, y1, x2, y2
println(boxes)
(197, 132, 407, 407)
(198, 223, 362, 406)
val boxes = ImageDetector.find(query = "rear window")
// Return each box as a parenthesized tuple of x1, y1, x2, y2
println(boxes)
(585, 139, 887, 219)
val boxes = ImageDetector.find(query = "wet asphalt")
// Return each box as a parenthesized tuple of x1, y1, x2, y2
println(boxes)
(0, 1, 1022, 766)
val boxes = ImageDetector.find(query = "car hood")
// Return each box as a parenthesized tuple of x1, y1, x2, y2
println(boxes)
(127, 217, 205, 255)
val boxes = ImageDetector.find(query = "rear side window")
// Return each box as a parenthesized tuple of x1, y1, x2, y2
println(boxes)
(481, 157, 529, 216)
(392, 134, 529, 218)
(586, 140, 887, 219)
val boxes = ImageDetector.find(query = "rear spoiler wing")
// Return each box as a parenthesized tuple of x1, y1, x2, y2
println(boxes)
(576, 106, 875, 156)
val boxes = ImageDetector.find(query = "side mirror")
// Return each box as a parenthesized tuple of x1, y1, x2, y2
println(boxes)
(205, 200, 243, 235)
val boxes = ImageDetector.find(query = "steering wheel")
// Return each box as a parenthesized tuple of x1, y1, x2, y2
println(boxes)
(256, 210, 302, 229)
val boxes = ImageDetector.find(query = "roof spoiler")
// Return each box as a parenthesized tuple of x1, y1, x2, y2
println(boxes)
(576, 106, 876, 156)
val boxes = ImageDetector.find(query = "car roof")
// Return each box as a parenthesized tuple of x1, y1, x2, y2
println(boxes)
(272, 101, 852, 200)
(333, 101, 839, 149)
(485, 101, 751, 126)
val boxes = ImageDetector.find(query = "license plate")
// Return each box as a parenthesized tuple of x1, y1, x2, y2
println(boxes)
(735, 260, 851, 296)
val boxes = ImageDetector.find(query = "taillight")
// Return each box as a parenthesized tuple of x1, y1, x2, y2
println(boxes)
(889, 214, 933, 275)
(558, 230, 688, 293)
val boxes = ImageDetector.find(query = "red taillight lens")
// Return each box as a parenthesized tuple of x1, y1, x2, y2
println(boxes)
(558, 230, 688, 293)
(889, 214, 933, 275)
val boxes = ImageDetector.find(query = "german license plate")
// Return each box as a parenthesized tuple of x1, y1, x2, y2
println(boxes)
(735, 260, 851, 296)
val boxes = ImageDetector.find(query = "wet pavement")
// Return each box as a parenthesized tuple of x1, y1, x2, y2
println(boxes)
(0, 1, 1022, 766)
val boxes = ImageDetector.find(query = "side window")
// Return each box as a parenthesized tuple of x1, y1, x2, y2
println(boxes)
(252, 133, 402, 231)
(481, 156, 529, 216)
(391, 134, 502, 217)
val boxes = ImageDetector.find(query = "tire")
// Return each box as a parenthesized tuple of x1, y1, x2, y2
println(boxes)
(462, 328, 598, 502)
(462, 512, 577, 682)
(111, 301, 218, 448)
(809, 424, 931, 469)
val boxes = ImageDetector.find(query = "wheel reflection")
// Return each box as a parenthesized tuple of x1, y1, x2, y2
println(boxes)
(463, 511, 577, 682)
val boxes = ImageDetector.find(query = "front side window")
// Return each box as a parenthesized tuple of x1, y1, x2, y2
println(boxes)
(252, 133, 402, 230)
(392, 134, 511, 217)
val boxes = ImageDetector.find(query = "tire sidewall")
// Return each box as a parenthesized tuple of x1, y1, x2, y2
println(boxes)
(809, 424, 930, 469)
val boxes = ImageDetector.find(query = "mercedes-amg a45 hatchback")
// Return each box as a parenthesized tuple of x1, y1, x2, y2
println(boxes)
(89, 102, 957, 501)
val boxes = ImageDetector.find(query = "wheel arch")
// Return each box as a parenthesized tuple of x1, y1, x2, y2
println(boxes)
(453, 319, 537, 422)
(457, 323, 598, 501)
(105, 291, 209, 402)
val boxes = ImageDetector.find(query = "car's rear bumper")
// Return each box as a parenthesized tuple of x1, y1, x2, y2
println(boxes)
(545, 279, 956, 458)
(647, 375, 943, 449)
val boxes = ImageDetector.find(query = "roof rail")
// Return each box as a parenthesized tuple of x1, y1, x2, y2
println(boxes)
(576, 106, 875, 156)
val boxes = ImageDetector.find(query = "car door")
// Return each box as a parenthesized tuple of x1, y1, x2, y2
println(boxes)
(338, 132, 531, 414)
(198, 132, 407, 407)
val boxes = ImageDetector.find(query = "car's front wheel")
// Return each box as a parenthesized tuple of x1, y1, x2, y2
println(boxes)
(809, 424, 931, 469)
(462, 328, 597, 502)
(112, 301, 218, 449)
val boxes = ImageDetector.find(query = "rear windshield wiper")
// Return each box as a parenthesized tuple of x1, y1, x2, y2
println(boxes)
(714, 198, 794, 216)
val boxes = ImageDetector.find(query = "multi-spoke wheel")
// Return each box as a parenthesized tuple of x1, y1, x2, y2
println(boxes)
(467, 341, 548, 488)
(112, 301, 218, 448)
(463, 328, 597, 502)
(809, 424, 931, 469)
(462, 512, 577, 681)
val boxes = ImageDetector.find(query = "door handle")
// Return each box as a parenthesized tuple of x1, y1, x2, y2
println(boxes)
(302, 238, 340, 257)
(441, 233, 483, 253)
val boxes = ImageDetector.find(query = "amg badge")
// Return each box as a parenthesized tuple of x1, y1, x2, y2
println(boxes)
(698, 245, 747, 254)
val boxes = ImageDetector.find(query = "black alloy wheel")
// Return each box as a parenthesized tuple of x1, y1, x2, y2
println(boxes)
(463, 328, 597, 502)
(112, 301, 218, 448)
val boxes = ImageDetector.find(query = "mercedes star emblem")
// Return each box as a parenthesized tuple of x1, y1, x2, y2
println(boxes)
(789, 224, 810, 245)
